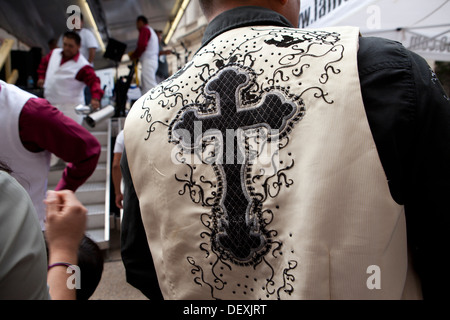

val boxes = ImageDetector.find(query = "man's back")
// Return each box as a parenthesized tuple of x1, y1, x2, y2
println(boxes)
(122, 4, 450, 300)
(123, 23, 423, 299)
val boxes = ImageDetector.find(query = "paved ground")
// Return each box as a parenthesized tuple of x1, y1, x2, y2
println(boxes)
(89, 225, 148, 300)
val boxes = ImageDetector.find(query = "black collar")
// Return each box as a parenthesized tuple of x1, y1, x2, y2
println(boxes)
(200, 6, 294, 48)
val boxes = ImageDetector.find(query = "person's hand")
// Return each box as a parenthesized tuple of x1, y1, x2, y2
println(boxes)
(91, 98, 100, 110)
(44, 190, 87, 254)
(115, 192, 123, 209)
(44, 190, 86, 300)
(160, 49, 173, 55)
(37, 78, 45, 88)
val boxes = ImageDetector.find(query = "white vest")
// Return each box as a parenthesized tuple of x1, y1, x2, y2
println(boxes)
(0, 81, 51, 229)
(44, 48, 89, 107)
(140, 25, 159, 63)
(124, 26, 422, 299)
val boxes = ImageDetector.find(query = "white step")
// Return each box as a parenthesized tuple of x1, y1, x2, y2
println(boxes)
(91, 131, 108, 146)
(85, 228, 109, 250)
(84, 163, 107, 184)
(75, 181, 106, 205)
(99, 146, 108, 163)
(85, 203, 106, 229)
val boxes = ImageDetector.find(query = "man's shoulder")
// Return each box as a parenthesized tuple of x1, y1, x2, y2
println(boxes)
(79, 28, 98, 45)
(48, 48, 62, 58)
(141, 26, 152, 34)
(357, 36, 412, 74)
(77, 52, 91, 66)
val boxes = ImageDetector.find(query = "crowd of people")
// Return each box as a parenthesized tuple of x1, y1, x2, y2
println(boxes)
(0, 17, 106, 299)
(1, 0, 450, 301)
(0, 10, 168, 300)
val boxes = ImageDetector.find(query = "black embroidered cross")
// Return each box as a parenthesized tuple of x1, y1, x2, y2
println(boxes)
(173, 66, 297, 263)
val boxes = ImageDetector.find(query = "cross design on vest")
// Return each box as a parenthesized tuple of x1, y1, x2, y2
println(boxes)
(172, 66, 299, 264)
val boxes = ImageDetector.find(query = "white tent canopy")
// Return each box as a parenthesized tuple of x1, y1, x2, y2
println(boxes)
(298, 0, 450, 61)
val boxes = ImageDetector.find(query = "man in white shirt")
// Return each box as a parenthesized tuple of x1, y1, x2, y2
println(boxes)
(59, 13, 98, 65)
(76, 14, 98, 66)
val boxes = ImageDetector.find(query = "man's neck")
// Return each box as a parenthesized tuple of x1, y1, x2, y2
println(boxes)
(60, 51, 80, 64)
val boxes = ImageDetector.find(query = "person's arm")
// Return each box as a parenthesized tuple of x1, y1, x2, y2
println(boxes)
(130, 27, 151, 60)
(88, 47, 96, 64)
(120, 148, 163, 300)
(45, 190, 87, 300)
(36, 50, 53, 87)
(19, 98, 101, 191)
(112, 152, 123, 209)
(401, 51, 450, 300)
(76, 66, 104, 109)
(112, 130, 124, 208)
(0, 171, 50, 300)
(82, 28, 98, 64)
(159, 49, 173, 56)
(358, 37, 450, 299)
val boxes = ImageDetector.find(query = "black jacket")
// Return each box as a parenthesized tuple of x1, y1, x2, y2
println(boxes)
(121, 6, 450, 300)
